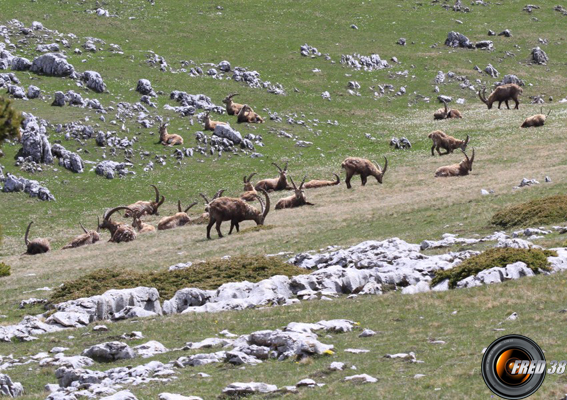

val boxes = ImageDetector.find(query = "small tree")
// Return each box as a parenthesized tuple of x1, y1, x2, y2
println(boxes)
(0, 96, 23, 144)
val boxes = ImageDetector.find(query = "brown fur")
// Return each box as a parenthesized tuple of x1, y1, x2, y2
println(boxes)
(24, 221, 50, 255)
(132, 216, 156, 234)
(124, 185, 165, 218)
(198, 189, 226, 224)
(222, 93, 244, 116)
(303, 173, 341, 189)
(207, 189, 270, 239)
(158, 123, 184, 146)
(240, 173, 258, 201)
(435, 149, 475, 177)
(98, 207, 137, 243)
(62, 223, 100, 249)
(428, 131, 470, 156)
(341, 156, 388, 189)
(275, 176, 315, 209)
(433, 102, 463, 120)
(157, 200, 198, 230)
(521, 109, 550, 128)
(237, 104, 265, 124)
(478, 84, 523, 109)
(203, 111, 228, 131)
(255, 162, 288, 192)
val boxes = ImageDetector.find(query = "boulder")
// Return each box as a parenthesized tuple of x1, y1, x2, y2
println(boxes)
(51, 143, 84, 173)
(30, 53, 75, 77)
(27, 85, 40, 99)
(344, 374, 378, 383)
(213, 125, 242, 145)
(11, 56, 31, 71)
(531, 47, 548, 65)
(20, 114, 53, 163)
(136, 79, 155, 96)
(0, 373, 24, 397)
(133, 340, 168, 358)
(159, 394, 202, 400)
(52, 91, 66, 106)
(46, 312, 90, 328)
(444, 31, 474, 48)
(222, 382, 278, 396)
(82, 341, 136, 362)
(100, 391, 138, 400)
(81, 71, 106, 93)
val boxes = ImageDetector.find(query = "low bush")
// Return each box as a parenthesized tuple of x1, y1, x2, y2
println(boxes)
(0, 262, 11, 278)
(491, 195, 567, 228)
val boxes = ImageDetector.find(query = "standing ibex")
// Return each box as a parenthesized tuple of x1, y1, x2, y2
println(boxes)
(132, 216, 156, 234)
(255, 162, 288, 192)
(62, 223, 100, 249)
(223, 93, 244, 116)
(206, 189, 270, 239)
(240, 173, 258, 201)
(433, 102, 462, 120)
(203, 111, 228, 131)
(435, 149, 475, 177)
(303, 173, 341, 189)
(24, 222, 50, 255)
(478, 84, 523, 109)
(158, 123, 184, 146)
(124, 185, 165, 218)
(520, 108, 551, 128)
(428, 131, 470, 156)
(275, 176, 315, 209)
(197, 189, 226, 224)
(98, 207, 137, 243)
(157, 200, 198, 230)
(237, 104, 265, 124)
(342, 157, 388, 189)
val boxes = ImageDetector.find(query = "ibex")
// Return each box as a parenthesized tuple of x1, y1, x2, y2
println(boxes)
(237, 104, 265, 124)
(157, 200, 198, 230)
(24, 221, 50, 255)
(255, 162, 288, 192)
(428, 131, 470, 156)
(124, 185, 165, 218)
(478, 84, 523, 109)
(158, 123, 184, 146)
(62, 223, 100, 250)
(197, 189, 226, 224)
(98, 207, 137, 243)
(303, 173, 340, 189)
(203, 111, 228, 131)
(132, 216, 156, 234)
(222, 93, 244, 116)
(275, 176, 315, 209)
(435, 149, 475, 177)
(240, 173, 258, 201)
(520, 108, 551, 128)
(341, 157, 388, 189)
(206, 189, 270, 239)
(433, 101, 462, 120)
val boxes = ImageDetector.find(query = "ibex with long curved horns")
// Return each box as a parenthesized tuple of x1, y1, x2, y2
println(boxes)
(255, 162, 288, 192)
(98, 207, 137, 243)
(62, 222, 100, 249)
(197, 189, 226, 224)
(303, 173, 341, 189)
(478, 84, 522, 109)
(222, 93, 244, 116)
(24, 221, 50, 255)
(520, 108, 551, 128)
(124, 185, 165, 218)
(237, 104, 265, 124)
(428, 131, 470, 156)
(240, 173, 258, 201)
(157, 200, 198, 230)
(342, 156, 388, 189)
(433, 101, 462, 120)
(275, 176, 315, 209)
(435, 149, 475, 177)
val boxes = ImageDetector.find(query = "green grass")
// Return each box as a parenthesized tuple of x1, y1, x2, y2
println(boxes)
(432, 247, 555, 288)
(0, 262, 10, 277)
(491, 195, 567, 228)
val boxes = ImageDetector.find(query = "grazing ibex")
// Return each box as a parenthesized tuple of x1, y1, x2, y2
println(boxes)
(435, 149, 475, 177)
(341, 157, 388, 189)
(478, 84, 523, 109)
(158, 123, 184, 146)
(98, 207, 137, 243)
(203, 111, 228, 131)
(433, 101, 462, 120)
(428, 131, 470, 156)
(223, 93, 244, 116)
(520, 108, 551, 128)
(240, 173, 258, 201)
(124, 185, 165, 218)
(62, 223, 100, 249)
(255, 162, 288, 192)
(303, 173, 340, 189)
(197, 189, 226, 224)
(275, 176, 315, 209)
(24, 221, 50, 255)
(157, 200, 198, 230)
(206, 189, 270, 239)
(237, 104, 265, 124)
(132, 216, 156, 234)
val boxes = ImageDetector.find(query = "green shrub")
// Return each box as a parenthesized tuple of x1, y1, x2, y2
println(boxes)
(491, 195, 567, 228)
(0, 262, 11, 277)
(0, 96, 23, 144)
(50, 255, 307, 303)
(431, 248, 555, 289)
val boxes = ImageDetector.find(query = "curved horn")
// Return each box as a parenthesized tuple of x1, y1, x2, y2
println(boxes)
(443, 101, 448, 114)
(157, 195, 165, 209)
(246, 172, 257, 183)
(104, 206, 134, 221)
(150, 185, 160, 203)
(257, 188, 270, 220)
(213, 189, 225, 200)
(199, 193, 210, 204)
(547, 109, 552, 117)
(271, 162, 282, 173)
(79, 222, 88, 234)
(464, 135, 470, 148)
(333, 173, 341, 184)
(24, 221, 33, 246)
(184, 201, 198, 213)
(97, 217, 100, 232)
(371, 160, 382, 172)
(462, 149, 470, 163)
(284, 161, 288, 172)
(299, 175, 307, 190)
(381, 156, 388, 176)
(177, 200, 182, 212)
(470, 148, 475, 164)
(228, 93, 239, 99)
(478, 89, 488, 105)
(243, 175, 247, 184)
(289, 176, 298, 191)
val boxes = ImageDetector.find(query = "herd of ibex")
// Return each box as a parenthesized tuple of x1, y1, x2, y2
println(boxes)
(22, 84, 551, 253)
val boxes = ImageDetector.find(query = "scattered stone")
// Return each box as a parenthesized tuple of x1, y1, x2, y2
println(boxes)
(345, 348, 370, 354)
(397, 38, 406, 46)
(222, 382, 278, 396)
(498, 29, 512, 37)
(358, 329, 377, 338)
(444, 31, 473, 48)
(475, 40, 493, 50)
(30, 53, 75, 77)
(27, 85, 40, 99)
(0, 373, 24, 397)
(95, 160, 134, 179)
(344, 374, 377, 383)
(531, 47, 548, 65)
(82, 341, 136, 362)
(51, 144, 84, 173)
(340, 53, 389, 71)
(134, 341, 168, 358)
(81, 71, 106, 93)
(1, 173, 55, 201)
(159, 394, 203, 400)
(52, 91, 66, 107)
(136, 79, 155, 96)
(484, 64, 499, 78)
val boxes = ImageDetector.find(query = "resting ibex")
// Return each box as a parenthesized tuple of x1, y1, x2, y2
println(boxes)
(62, 223, 100, 249)
(158, 123, 184, 146)
(520, 108, 551, 128)
(428, 131, 470, 156)
(132, 216, 156, 234)
(237, 104, 265, 124)
(24, 221, 50, 255)
(435, 149, 475, 177)
(203, 111, 228, 131)
(433, 102, 463, 120)
(240, 173, 258, 201)
(157, 200, 198, 230)
(478, 84, 522, 109)
(303, 173, 341, 189)
(98, 207, 137, 243)
(342, 157, 388, 189)
(124, 185, 165, 218)
(255, 162, 288, 192)
(275, 176, 314, 209)
(223, 93, 244, 116)
(206, 189, 270, 239)
(197, 189, 226, 224)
